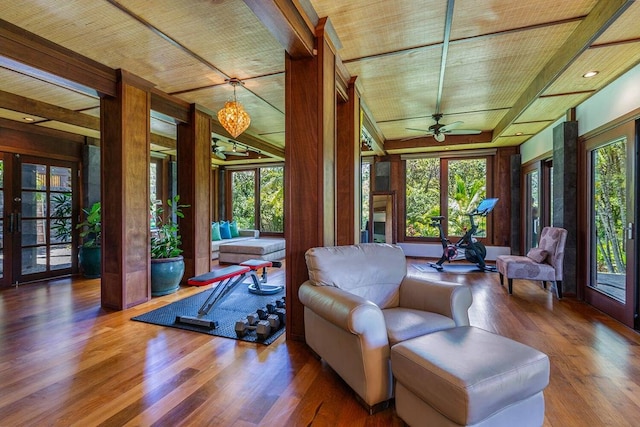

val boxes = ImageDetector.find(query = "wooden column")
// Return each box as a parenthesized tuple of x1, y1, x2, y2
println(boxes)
(177, 105, 212, 281)
(100, 70, 151, 310)
(336, 77, 361, 245)
(285, 20, 338, 341)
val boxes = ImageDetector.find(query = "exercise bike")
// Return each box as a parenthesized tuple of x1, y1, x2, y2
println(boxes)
(428, 198, 499, 272)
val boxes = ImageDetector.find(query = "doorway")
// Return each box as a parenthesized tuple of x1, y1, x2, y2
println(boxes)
(582, 120, 637, 328)
(0, 153, 77, 287)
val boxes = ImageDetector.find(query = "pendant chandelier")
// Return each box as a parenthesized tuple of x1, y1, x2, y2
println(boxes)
(217, 78, 251, 138)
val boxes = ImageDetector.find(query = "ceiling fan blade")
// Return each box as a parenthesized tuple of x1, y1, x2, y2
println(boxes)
(225, 151, 249, 157)
(439, 121, 464, 132)
(444, 129, 482, 135)
(406, 127, 433, 133)
(401, 134, 433, 141)
(214, 151, 226, 160)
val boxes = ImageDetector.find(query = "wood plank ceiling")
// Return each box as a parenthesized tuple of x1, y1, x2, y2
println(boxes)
(1, 0, 640, 161)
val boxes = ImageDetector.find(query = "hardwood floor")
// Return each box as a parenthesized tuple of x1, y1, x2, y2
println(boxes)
(1, 259, 639, 426)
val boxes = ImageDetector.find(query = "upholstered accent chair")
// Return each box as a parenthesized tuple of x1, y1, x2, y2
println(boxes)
(496, 226, 568, 298)
(298, 243, 473, 413)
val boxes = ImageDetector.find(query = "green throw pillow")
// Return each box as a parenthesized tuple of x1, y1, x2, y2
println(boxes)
(229, 220, 240, 238)
(219, 220, 232, 239)
(211, 222, 221, 241)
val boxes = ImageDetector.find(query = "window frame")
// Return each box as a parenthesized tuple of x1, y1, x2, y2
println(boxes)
(402, 153, 495, 244)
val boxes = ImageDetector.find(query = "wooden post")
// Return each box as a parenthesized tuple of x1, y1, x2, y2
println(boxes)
(285, 20, 338, 341)
(177, 105, 213, 281)
(336, 77, 361, 245)
(100, 70, 151, 309)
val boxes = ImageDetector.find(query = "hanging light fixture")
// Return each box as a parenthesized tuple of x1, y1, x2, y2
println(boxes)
(217, 78, 251, 138)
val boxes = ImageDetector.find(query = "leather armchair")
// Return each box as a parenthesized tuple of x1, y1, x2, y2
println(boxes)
(298, 243, 473, 412)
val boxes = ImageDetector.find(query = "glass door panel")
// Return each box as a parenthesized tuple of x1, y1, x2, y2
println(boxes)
(589, 139, 627, 303)
(525, 170, 540, 251)
(583, 119, 636, 328)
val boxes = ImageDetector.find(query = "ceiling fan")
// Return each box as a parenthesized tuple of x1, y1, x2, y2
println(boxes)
(406, 113, 481, 142)
(212, 137, 249, 160)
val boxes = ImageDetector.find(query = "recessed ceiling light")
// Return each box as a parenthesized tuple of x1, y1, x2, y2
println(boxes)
(23, 117, 35, 122)
(583, 71, 599, 78)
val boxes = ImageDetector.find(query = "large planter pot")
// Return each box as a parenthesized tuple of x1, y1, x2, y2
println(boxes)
(79, 246, 101, 278)
(150, 255, 185, 297)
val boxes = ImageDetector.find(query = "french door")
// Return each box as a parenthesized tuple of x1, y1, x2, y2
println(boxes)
(583, 120, 637, 327)
(0, 153, 77, 287)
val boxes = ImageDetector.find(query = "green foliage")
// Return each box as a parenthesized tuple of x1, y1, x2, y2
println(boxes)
(231, 171, 256, 229)
(51, 192, 72, 243)
(76, 201, 101, 248)
(230, 167, 284, 233)
(593, 141, 626, 273)
(405, 158, 487, 238)
(151, 195, 189, 259)
(259, 167, 284, 232)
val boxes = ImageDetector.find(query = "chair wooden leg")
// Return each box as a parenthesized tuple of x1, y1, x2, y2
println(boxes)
(499, 273, 504, 286)
(507, 278, 513, 295)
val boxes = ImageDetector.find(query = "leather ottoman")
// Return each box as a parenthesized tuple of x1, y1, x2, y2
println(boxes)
(390, 326, 549, 427)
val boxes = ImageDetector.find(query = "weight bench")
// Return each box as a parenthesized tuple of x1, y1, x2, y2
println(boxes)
(178, 265, 251, 329)
(240, 259, 284, 295)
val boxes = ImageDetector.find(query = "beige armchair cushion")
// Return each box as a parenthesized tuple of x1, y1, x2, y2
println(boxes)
(305, 243, 406, 309)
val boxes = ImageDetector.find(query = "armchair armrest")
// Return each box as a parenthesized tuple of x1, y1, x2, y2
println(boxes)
(299, 281, 388, 338)
(399, 276, 472, 326)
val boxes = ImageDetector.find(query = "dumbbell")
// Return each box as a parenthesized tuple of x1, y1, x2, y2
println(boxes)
(235, 318, 273, 339)
(257, 307, 269, 320)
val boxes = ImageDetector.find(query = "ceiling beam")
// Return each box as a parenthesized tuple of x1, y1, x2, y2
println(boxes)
(243, 0, 315, 58)
(384, 131, 493, 150)
(0, 19, 116, 97)
(493, 0, 635, 139)
(0, 89, 100, 130)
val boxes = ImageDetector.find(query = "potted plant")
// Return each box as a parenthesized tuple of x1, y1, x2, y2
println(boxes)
(150, 195, 188, 296)
(76, 201, 101, 278)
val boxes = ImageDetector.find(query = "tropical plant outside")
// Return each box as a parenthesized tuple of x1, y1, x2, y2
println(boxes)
(231, 170, 256, 229)
(405, 157, 486, 238)
(361, 162, 370, 231)
(593, 140, 626, 273)
(231, 166, 284, 233)
(259, 167, 284, 232)
(50, 192, 72, 243)
(151, 195, 189, 259)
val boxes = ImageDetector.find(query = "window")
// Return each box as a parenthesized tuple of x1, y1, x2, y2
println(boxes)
(406, 157, 488, 238)
(259, 167, 284, 232)
(229, 165, 284, 233)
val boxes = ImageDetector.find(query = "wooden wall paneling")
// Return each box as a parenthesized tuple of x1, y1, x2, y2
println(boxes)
(0, 122, 84, 160)
(335, 79, 359, 245)
(177, 106, 212, 281)
(284, 25, 337, 341)
(100, 70, 151, 310)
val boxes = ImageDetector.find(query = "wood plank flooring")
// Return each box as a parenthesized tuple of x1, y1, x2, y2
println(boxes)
(1, 259, 639, 426)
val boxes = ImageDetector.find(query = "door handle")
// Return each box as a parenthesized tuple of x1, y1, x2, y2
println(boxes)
(9, 213, 14, 233)
(627, 222, 634, 240)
